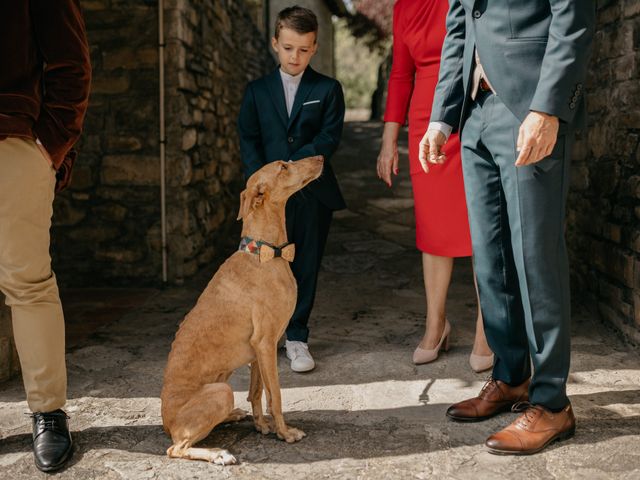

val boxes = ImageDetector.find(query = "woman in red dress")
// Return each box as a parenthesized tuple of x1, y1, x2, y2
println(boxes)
(376, 0, 493, 371)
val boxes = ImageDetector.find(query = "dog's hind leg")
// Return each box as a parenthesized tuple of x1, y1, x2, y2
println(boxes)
(166, 383, 238, 465)
(248, 361, 274, 434)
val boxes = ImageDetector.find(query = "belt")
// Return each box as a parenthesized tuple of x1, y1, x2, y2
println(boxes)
(479, 78, 492, 92)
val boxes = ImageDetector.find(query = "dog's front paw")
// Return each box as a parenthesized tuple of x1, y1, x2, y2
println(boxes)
(277, 426, 306, 443)
(254, 416, 275, 435)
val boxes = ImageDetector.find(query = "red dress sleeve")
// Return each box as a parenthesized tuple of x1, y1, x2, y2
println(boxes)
(383, 1, 415, 124)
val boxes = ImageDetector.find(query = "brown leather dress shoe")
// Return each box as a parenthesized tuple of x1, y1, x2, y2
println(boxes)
(446, 377, 530, 422)
(486, 402, 576, 455)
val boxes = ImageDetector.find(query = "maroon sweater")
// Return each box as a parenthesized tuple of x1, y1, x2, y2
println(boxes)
(0, 0, 91, 188)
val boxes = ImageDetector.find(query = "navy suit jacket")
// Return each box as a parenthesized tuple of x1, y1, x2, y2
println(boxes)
(238, 67, 346, 211)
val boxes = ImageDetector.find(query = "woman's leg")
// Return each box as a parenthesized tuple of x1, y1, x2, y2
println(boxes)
(419, 252, 454, 349)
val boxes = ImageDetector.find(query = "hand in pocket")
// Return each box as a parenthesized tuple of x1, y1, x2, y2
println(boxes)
(35, 139, 54, 169)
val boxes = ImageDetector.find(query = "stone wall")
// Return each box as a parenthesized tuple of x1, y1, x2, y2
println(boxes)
(50, 0, 274, 286)
(162, 0, 275, 281)
(567, 1, 640, 343)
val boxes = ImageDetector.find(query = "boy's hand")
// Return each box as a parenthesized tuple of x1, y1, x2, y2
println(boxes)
(418, 129, 447, 173)
(376, 140, 399, 187)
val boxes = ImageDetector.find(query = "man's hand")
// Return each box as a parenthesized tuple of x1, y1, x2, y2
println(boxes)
(515, 111, 559, 166)
(418, 129, 447, 173)
(35, 139, 54, 170)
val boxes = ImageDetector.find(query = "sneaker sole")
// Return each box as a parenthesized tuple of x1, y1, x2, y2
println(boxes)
(290, 364, 315, 373)
(486, 426, 576, 455)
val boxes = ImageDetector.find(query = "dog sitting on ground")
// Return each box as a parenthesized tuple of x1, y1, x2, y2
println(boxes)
(160, 156, 324, 465)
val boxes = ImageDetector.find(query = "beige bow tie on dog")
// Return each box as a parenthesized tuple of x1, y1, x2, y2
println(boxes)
(259, 243, 295, 263)
(239, 236, 295, 263)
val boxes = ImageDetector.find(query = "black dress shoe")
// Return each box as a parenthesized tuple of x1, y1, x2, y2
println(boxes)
(31, 409, 73, 472)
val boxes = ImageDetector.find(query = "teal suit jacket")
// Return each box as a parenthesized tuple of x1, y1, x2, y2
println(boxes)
(431, 0, 595, 131)
(238, 67, 346, 211)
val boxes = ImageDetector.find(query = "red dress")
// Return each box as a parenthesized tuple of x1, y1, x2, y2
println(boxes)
(384, 0, 472, 257)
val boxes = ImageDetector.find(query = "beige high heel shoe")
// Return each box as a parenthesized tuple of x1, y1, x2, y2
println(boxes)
(469, 352, 494, 373)
(413, 320, 451, 365)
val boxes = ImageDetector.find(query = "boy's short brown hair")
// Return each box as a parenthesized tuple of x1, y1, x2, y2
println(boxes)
(274, 5, 318, 40)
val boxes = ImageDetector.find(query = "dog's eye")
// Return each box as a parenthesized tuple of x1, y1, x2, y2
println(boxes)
(280, 163, 288, 171)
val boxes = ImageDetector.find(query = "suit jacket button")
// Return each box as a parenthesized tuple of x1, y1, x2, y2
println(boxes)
(569, 102, 576, 109)
(473, 10, 482, 18)
(288, 137, 294, 143)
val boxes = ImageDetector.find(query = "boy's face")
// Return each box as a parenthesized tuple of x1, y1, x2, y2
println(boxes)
(271, 27, 317, 76)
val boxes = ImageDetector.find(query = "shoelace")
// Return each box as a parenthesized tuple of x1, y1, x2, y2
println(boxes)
(28, 411, 70, 438)
(289, 343, 309, 360)
(511, 401, 545, 428)
(478, 376, 499, 399)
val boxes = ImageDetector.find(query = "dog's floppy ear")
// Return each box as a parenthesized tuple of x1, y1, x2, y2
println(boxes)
(237, 182, 266, 220)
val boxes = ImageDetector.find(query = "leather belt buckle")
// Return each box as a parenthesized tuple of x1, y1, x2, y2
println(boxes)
(479, 78, 491, 92)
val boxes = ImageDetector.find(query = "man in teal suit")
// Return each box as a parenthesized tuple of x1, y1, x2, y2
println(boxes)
(420, 1, 595, 454)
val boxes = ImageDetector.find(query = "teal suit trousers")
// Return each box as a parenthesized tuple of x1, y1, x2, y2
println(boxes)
(461, 91, 572, 409)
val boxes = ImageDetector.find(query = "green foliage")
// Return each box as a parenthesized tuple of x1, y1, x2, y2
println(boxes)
(335, 18, 390, 109)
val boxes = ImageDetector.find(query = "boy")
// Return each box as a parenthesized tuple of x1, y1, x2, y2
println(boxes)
(238, 5, 345, 373)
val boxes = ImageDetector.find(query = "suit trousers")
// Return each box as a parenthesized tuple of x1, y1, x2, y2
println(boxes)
(0, 137, 66, 413)
(285, 191, 333, 343)
(460, 92, 572, 410)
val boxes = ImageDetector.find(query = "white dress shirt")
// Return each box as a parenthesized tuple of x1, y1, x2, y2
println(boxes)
(280, 69, 304, 117)
(428, 48, 495, 140)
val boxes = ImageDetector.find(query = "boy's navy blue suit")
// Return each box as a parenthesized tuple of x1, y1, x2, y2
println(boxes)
(238, 66, 346, 342)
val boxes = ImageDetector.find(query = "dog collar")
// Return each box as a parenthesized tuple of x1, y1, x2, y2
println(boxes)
(238, 236, 295, 263)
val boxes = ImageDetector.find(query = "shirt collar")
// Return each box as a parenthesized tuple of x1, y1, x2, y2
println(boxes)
(279, 68, 304, 87)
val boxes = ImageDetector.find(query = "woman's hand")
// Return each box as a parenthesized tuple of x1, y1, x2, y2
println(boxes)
(377, 122, 402, 187)
(377, 140, 399, 187)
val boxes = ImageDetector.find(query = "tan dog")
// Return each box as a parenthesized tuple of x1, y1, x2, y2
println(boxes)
(161, 156, 324, 465)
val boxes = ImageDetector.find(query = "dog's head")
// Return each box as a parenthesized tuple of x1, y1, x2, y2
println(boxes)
(237, 156, 324, 220)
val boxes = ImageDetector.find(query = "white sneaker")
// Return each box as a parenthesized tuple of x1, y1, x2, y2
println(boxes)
(285, 340, 315, 373)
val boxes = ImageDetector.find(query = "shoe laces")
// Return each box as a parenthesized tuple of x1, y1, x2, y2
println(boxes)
(511, 401, 544, 427)
(29, 411, 70, 436)
(478, 376, 499, 399)
(288, 342, 310, 360)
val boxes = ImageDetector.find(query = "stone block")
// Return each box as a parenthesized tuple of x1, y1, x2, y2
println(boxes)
(102, 48, 158, 71)
(94, 203, 129, 222)
(92, 75, 130, 94)
(625, 0, 640, 18)
(95, 248, 144, 263)
(106, 136, 143, 152)
(67, 225, 122, 243)
(101, 155, 160, 186)
(52, 196, 87, 227)
(81, 0, 109, 10)
(182, 128, 197, 151)
(631, 230, 640, 253)
(570, 164, 590, 190)
(70, 164, 96, 190)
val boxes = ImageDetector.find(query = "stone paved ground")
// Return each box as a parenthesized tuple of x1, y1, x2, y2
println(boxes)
(1, 122, 639, 479)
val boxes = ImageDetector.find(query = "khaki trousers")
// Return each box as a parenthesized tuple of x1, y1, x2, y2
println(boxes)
(0, 137, 66, 412)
